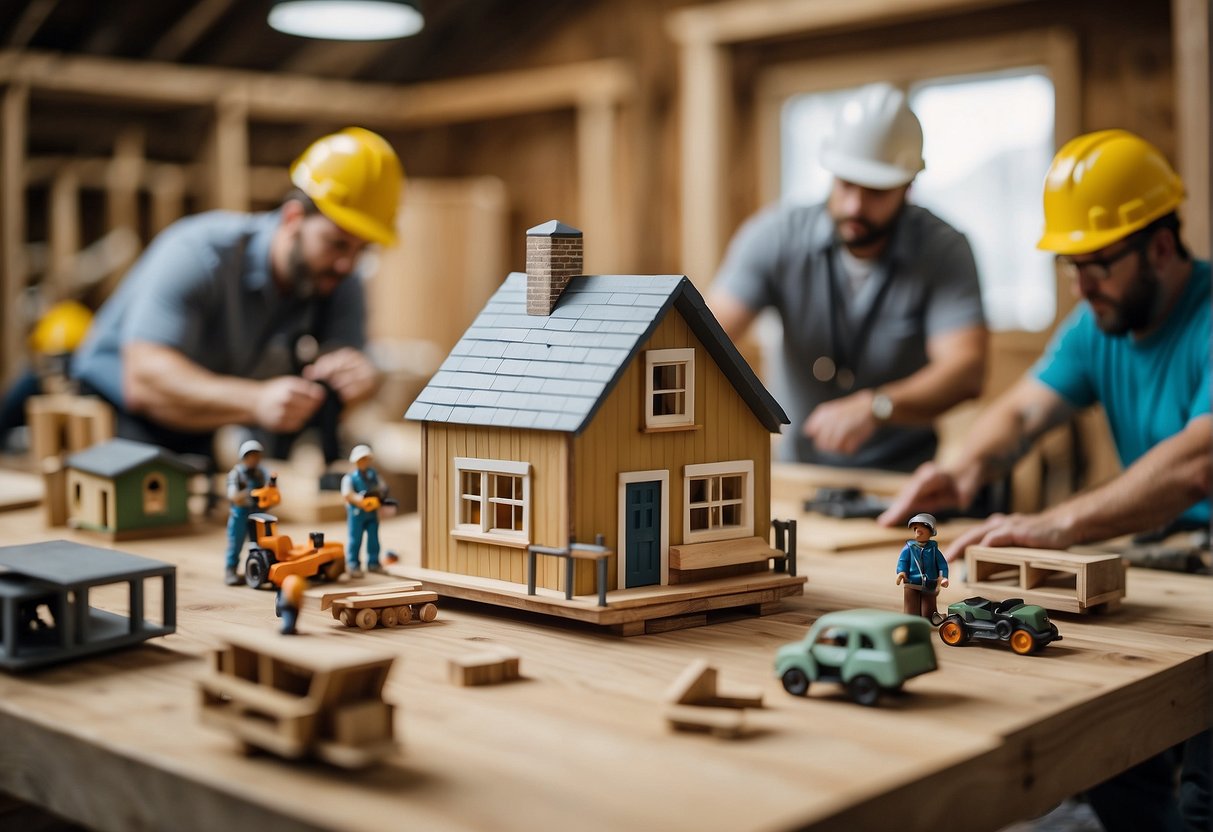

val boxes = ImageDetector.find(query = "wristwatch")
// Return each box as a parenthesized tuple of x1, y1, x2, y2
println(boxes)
(871, 390, 894, 422)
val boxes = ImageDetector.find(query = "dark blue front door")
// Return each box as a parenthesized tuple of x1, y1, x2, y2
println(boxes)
(624, 481, 661, 587)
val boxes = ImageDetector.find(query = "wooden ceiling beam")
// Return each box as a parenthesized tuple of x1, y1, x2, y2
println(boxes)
(667, 0, 1031, 45)
(147, 0, 239, 62)
(0, 49, 633, 126)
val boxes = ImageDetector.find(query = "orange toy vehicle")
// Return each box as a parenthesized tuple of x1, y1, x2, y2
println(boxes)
(244, 512, 345, 589)
(250, 474, 282, 510)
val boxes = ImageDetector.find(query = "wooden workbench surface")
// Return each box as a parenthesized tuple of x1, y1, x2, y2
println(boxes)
(0, 495, 1207, 832)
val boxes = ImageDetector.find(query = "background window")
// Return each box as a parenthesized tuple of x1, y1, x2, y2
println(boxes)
(780, 69, 1056, 331)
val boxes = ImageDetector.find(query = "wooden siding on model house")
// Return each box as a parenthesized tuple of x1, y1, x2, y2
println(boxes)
(421, 303, 772, 597)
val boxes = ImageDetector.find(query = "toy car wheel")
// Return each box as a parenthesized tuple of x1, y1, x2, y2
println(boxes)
(994, 619, 1013, 640)
(938, 617, 967, 646)
(321, 559, 344, 581)
(339, 609, 356, 628)
(395, 605, 413, 623)
(355, 609, 378, 630)
(244, 551, 271, 589)
(1009, 628, 1037, 655)
(781, 668, 810, 696)
(379, 607, 399, 628)
(418, 603, 438, 623)
(846, 674, 881, 707)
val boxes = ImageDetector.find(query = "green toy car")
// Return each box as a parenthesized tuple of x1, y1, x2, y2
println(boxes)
(774, 609, 938, 706)
(937, 596, 1062, 655)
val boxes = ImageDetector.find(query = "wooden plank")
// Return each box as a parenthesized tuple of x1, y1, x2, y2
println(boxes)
(148, 0, 237, 62)
(664, 703, 745, 738)
(313, 581, 424, 611)
(0, 469, 42, 513)
(334, 591, 439, 610)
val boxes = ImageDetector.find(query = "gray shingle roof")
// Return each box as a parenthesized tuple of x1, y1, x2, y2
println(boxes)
(67, 437, 199, 478)
(406, 273, 788, 433)
(0, 539, 174, 585)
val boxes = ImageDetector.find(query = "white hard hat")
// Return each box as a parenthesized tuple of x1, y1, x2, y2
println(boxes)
(238, 439, 264, 459)
(349, 444, 374, 463)
(820, 83, 925, 190)
(907, 513, 938, 536)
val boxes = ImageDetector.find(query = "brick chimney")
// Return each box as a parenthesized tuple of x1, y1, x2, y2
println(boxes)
(526, 220, 583, 316)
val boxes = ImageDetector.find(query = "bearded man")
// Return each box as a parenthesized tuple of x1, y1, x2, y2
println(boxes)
(72, 128, 402, 458)
(709, 83, 987, 471)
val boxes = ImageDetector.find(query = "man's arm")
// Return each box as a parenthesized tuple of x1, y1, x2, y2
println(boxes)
(123, 341, 325, 433)
(879, 377, 1075, 523)
(804, 324, 987, 454)
(948, 415, 1212, 557)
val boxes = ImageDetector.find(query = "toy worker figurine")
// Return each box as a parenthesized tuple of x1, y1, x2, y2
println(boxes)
(342, 444, 392, 578)
(224, 439, 273, 586)
(895, 512, 949, 619)
(276, 574, 305, 635)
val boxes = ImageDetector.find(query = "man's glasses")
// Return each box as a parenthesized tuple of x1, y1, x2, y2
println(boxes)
(1055, 235, 1148, 283)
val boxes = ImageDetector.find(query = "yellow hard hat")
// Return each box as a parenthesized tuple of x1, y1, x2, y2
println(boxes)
(29, 300, 93, 355)
(290, 127, 404, 246)
(1037, 129, 1184, 255)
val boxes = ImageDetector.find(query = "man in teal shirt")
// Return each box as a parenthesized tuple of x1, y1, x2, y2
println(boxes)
(881, 129, 1210, 831)
(882, 129, 1210, 554)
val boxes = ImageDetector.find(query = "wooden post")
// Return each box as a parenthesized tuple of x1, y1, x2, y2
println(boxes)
(101, 128, 144, 296)
(1172, 0, 1210, 258)
(149, 165, 187, 236)
(205, 93, 249, 212)
(47, 161, 81, 300)
(0, 83, 28, 381)
(672, 36, 731, 288)
(576, 97, 619, 274)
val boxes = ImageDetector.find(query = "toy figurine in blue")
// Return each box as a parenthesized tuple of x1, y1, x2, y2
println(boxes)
(342, 444, 396, 578)
(276, 574, 305, 635)
(224, 440, 279, 586)
(895, 512, 949, 620)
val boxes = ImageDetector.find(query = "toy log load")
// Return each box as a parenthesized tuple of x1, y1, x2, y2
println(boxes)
(316, 581, 439, 630)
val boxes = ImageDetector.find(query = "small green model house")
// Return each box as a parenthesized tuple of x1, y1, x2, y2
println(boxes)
(65, 438, 196, 539)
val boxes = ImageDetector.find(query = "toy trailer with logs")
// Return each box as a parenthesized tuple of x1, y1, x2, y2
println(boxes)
(317, 581, 439, 630)
(244, 512, 345, 589)
(198, 631, 398, 769)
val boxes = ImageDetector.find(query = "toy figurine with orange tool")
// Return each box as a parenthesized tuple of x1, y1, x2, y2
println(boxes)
(895, 512, 949, 620)
(276, 574, 306, 635)
(224, 440, 279, 586)
(341, 445, 395, 578)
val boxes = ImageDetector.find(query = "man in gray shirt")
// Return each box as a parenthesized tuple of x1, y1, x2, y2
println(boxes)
(72, 128, 403, 458)
(710, 84, 987, 471)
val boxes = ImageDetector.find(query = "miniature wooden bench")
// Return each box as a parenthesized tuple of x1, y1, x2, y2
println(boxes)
(315, 581, 439, 630)
(965, 546, 1127, 614)
(448, 647, 521, 687)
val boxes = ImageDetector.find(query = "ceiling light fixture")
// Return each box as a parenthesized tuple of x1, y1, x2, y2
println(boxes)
(268, 0, 424, 41)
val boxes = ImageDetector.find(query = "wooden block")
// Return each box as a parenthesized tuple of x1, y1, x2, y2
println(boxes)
(966, 546, 1126, 613)
(448, 648, 521, 687)
(669, 536, 777, 570)
(712, 685, 764, 710)
(665, 704, 744, 739)
(645, 613, 708, 634)
(333, 701, 393, 746)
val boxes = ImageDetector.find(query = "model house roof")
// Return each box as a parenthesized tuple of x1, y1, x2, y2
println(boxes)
(67, 437, 199, 478)
(405, 273, 789, 433)
(0, 539, 174, 585)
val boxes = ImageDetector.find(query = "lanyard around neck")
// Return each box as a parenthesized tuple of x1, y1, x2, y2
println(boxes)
(819, 244, 897, 391)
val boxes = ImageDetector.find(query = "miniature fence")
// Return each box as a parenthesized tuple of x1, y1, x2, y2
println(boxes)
(526, 534, 611, 607)
(771, 518, 798, 577)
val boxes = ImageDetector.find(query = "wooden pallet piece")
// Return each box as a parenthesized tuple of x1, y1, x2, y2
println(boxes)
(665, 659, 764, 709)
(664, 704, 745, 738)
(965, 546, 1127, 613)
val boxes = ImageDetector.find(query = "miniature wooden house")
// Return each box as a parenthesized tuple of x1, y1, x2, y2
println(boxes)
(405, 221, 804, 630)
(65, 438, 195, 539)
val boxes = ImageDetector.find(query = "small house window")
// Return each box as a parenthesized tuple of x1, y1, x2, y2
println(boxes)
(682, 460, 754, 544)
(644, 348, 695, 429)
(73, 482, 82, 506)
(142, 472, 168, 515)
(453, 458, 530, 544)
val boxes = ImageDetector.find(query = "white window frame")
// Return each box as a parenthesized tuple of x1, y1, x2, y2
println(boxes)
(644, 348, 695, 429)
(452, 457, 531, 547)
(682, 460, 754, 544)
